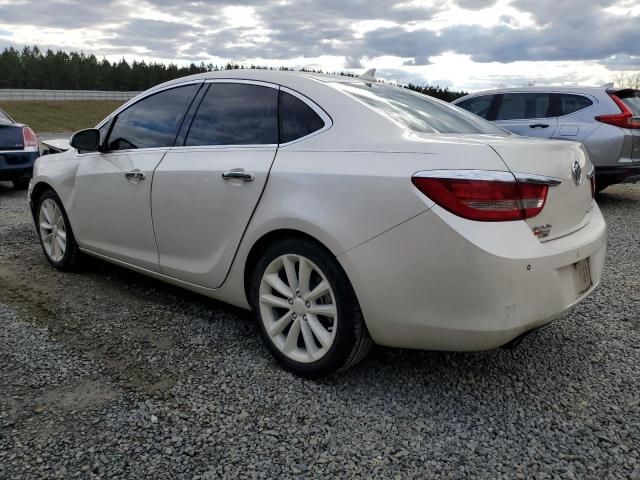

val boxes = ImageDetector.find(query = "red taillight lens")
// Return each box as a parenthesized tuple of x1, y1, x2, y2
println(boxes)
(22, 126, 37, 148)
(595, 94, 640, 129)
(412, 176, 549, 221)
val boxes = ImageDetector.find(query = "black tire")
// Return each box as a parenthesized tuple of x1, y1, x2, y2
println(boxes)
(249, 237, 373, 378)
(35, 189, 82, 271)
(12, 176, 30, 190)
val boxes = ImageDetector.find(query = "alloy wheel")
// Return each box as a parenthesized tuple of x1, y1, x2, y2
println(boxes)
(258, 254, 338, 363)
(39, 198, 67, 262)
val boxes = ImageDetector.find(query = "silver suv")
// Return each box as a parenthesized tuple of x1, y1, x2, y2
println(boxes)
(453, 87, 640, 192)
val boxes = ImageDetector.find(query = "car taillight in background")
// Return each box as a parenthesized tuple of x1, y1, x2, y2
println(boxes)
(595, 93, 640, 130)
(411, 170, 558, 222)
(22, 126, 38, 150)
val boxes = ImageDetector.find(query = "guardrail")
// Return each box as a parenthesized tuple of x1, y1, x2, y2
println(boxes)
(0, 89, 140, 101)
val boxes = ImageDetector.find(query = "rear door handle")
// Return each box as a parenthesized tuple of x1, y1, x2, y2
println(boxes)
(124, 169, 145, 181)
(222, 171, 254, 182)
(529, 123, 549, 128)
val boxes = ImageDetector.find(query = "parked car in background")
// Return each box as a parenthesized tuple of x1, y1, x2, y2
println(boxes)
(453, 87, 640, 192)
(0, 107, 39, 189)
(28, 70, 606, 377)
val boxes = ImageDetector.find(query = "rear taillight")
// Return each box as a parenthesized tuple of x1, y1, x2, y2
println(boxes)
(22, 126, 37, 148)
(595, 94, 640, 129)
(411, 171, 550, 222)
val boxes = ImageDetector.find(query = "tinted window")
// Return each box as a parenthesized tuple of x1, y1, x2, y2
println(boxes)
(279, 91, 325, 143)
(333, 82, 506, 134)
(456, 96, 493, 119)
(0, 109, 12, 123)
(496, 93, 551, 120)
(107, 84, 198, 151)
(559, 94, 593, 116)
(185, 83, 278, 146)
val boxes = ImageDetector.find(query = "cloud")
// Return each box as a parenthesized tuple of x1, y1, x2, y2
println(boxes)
(0, 0, 638, 89)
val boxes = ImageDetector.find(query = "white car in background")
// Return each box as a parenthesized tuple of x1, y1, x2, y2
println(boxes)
(28, 70, 606, 377)
(454, 87, 640, 191)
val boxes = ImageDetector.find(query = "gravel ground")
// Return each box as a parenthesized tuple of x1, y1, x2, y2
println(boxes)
(0, 180, 639, 479)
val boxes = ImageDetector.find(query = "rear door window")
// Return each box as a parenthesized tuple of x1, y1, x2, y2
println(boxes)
(558, 94, 593, 116)
(456, 95, 494, 119)
(496, 93, 552, 120)
(106, 84, 198, 151)
(185, 83, 278, 146)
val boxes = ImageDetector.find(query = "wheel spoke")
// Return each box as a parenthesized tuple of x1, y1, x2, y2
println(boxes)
(260, 294, 291, 309)
(55, 214, 65, 228)
(282, 255, 298, 292)
(308, 304, 337, 318)
(268, 310, 293, 337)
(300, 319, 318, 359)
(56, 235, 66, 251)
(305, 280, 330, 302)
(42, 203, 54, 224)
(40, 221, 53, 231)
(282, 318, 301, 353)
(57, 230, 66, 242)
(298, 257, 312, 295)
(52, 236, 61, 259)
(264, 273, 293, 298)
(307, 314, 332, 348)
(43, 232, 54, 245)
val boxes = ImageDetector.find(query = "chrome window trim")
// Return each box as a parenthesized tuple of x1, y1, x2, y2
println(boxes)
(95, 79, 206, 130)
(413, 169, 562, 186)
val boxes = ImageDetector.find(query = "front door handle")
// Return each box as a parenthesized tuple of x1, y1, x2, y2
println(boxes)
(124, 169, 145, 181)
(529, 123, 549, 128)
(222, 171, 254, 182)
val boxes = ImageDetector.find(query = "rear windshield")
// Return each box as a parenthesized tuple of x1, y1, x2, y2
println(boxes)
(331, 82, 507, 135)
(618, 92, 640, 117)
(0, 109, 13, 124)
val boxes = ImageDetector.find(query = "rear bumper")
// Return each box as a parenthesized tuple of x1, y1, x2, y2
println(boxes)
(338, 204, 607, 351)
(0, 150, 38, 180)
(595, 164, 640, 186)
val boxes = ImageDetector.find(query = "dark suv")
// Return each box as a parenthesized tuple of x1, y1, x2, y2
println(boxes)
(0, 108, 39, 189)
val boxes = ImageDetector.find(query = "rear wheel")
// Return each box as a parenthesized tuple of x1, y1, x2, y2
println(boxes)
(36, 190, 82, 270)
(250, 238, 372, 378)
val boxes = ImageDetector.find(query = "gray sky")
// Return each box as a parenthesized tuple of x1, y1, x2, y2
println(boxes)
(0, 0, 639, 90)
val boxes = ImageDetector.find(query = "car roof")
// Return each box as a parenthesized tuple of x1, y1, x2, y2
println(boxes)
(154, 69, 367, 92)
(456, 86, 610, 100)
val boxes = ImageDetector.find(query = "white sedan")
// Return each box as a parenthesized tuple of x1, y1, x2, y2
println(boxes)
(29, 70, 607, 377)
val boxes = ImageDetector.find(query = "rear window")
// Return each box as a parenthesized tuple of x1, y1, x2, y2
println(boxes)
(558, 94, 593, 116)
(0, 109, 13, 124)
(618, 92, 640, 117)
(456, 95, 494, 119)
(332, 82, 506, 135)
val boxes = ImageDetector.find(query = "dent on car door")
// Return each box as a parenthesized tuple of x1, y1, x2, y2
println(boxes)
(151, 83, 328, 289)
(493, 93, 558, 139)
(72, 83, 201, 271)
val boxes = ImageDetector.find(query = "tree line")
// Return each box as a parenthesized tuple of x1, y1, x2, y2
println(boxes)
(0, 46, 467, 101)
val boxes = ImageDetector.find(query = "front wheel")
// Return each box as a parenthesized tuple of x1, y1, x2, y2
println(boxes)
(36, 190, 82, 270)
(250, 238, 372, 378)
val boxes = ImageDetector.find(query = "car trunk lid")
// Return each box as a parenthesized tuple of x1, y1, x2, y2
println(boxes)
(0, 124, 24, 151)
(487, 136, 594, 241)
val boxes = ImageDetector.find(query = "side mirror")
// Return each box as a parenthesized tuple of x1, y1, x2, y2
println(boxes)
(70, 129, 100, 152)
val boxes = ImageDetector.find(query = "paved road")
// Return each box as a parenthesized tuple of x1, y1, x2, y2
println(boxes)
(0, 181, 639, 479)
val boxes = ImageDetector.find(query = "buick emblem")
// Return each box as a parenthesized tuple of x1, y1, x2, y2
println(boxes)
(571, 161, 582, 186)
